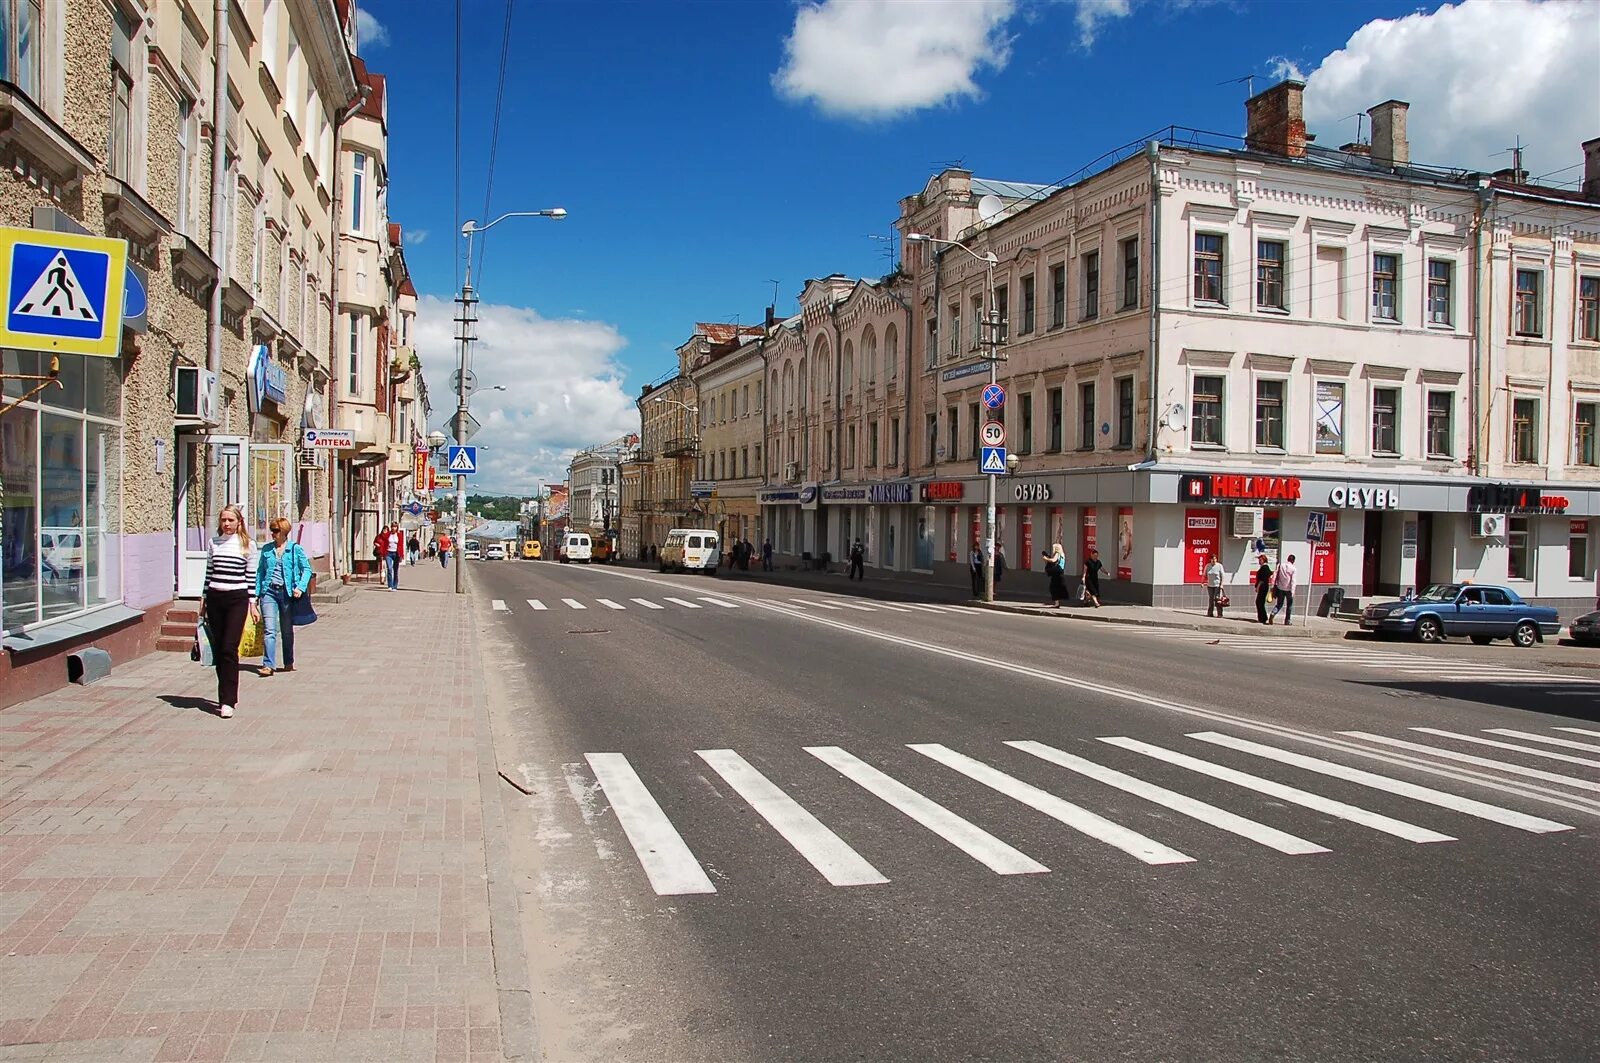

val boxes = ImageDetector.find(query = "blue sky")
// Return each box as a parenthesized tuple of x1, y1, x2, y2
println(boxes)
(355, 0, 1598, 492)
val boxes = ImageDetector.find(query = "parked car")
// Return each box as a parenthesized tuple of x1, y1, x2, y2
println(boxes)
(1567, 609, 1600, 645)
(1359, 583, 1559, 647)
(485, 542, 506, 561)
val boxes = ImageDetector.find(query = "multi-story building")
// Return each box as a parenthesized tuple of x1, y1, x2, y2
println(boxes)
(753, 81, 1600, 611)
(690, 332, 767, 548)
(567, 448, 620, 532)
(1, 0, 367, 705)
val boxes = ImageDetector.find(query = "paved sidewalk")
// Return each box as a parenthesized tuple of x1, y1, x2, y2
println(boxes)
(0, 560, 526, 1062)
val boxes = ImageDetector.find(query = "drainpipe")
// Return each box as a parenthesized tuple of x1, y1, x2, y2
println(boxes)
(205, 0, 228, 378)
(888, 290, 913, 479)
(929, 245, 945, 477)
(1143, 140, 1162, 462)
(831, 301, 843, 479)
(1469, 179, 1494, 476)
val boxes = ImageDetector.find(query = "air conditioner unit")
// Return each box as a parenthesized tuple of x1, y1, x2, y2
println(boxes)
(783, 461, 800, 483)
(173, 366, 220, 423)
(1232, 506, 1264, 539)
(297, 449, 324, 471)
(1472, 513, 1506, 539)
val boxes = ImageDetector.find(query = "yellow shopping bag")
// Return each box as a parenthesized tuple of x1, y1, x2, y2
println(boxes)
(238, 616, 265, 659)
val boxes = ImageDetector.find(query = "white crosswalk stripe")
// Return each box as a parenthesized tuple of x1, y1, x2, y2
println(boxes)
(1409, 727, 1600, 770)
(491, 599, 509, 611)
(1100, 736, 1455, 843)
(585, 752, 715, 896)
(562, 598, 587, 610)
(698, 750, 887, 887)
(526, 599, 547, 610)
(822, 599, 876, 611)
(910, 743, 1194, 865)
(1489, 728, 1600, 753)
(792, 599, 842, 610)
(596, 598, 626, 610)
(1557, 726, 1600, 739)
(663, 597, 701, 609)
(699, 597, 739, 608)
(864, 601, 916, 612)
(1340, 732, 1600, 794)
(631, 598, 665, 609)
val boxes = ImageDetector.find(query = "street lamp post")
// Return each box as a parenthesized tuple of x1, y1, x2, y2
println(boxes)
(652, 395, 699, 539)
(906, 233, 1003, 602)
(453, 208, 566, 594)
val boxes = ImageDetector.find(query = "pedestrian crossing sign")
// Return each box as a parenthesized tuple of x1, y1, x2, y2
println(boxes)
(980, 446, 1008, 474)
(447, 445, 478, 475)
(0, 227, 127, 357)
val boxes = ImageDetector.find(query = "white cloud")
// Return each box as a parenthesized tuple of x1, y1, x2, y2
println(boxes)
(1072, 0, 1131, 48)
(413, 295, 638, 494)
(773, 0, 1017, 119)
(1266, 55, 1305, 83)
(355, 8, 389, 50)
(406, 229, 429, 246)
(1300, 0, 1600, 179)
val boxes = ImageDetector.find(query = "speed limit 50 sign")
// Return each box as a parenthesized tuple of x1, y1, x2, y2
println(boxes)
(980, 421, 1006, 448)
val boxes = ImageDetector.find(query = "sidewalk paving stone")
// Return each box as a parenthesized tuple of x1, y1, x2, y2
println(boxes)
(0, 562, 524, 1062)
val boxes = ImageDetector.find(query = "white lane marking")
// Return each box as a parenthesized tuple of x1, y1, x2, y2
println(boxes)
(630, 598, 664, 609)
(1008, 740, 1329, 855)
(584, 753, 715, 896)
(792, 599, 842, 610)
(1188, 732, 1571, 835)
(823, 600, 876, 611)
(1492, 729, 1600, 753)
(696, 749, 887, 887)
(864, 601, 915, 612)
(698, 597, 740, 608)
(491, 599, 509, 611)
(1556, 727, 1600, 739)
(561, 598, 587, 610)
(910, 744, 1193, 866)
(663, 596, 702, 609)
(896, 603, 947, 613)
(1410, 727, 1600, 769)
(1100, 737, 1455, 844)
(806, 746, 1048, 875)
(596, 598, 626, 610)
(1339, 733, 1600, 794)
(526, 599, 547, 610)
(916, 603, 970, 613)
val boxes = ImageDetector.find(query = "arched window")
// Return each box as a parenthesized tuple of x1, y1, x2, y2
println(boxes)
(810, 338, 830, 403)
(783, 363, 794, 414)
(841, 340, 854, 401)
(797, 357, 807, 408)
(884, 323, 899, 380)
(861, 326, 877, 389)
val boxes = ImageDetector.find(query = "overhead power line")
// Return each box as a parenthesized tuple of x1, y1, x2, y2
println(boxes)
(474, 0, 518, 287)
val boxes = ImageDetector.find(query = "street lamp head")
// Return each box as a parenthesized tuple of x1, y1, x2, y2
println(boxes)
(427, 430, 447, 449)
(545, 208, 568, 219)
(905, 232, 932, 242)
(490, 385, 507, 392)
(1006, 453, 1021, 472)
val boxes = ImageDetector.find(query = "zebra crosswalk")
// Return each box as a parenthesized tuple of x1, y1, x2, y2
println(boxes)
(489, 594, 972, 616)
(1138, 630, 1600, 685)
(565, 725, 1591, 898)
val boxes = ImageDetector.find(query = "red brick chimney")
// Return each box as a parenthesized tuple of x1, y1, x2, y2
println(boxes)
(1584, 138, 1600, 200)
(1245, 80, 1307, 159)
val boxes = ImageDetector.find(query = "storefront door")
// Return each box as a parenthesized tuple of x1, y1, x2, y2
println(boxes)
(176, 435, 246, 597)
(1414, 513, 1433, 589)
(1362, 511, 1384, 596)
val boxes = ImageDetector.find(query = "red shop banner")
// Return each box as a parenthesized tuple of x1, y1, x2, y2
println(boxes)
(1116, 506, 1133, 581)
(1021, 508, 1034, 570)
(1311, 513, 1339, 584)
(1184, 509, 1220, 584)
(1081, 507, 1098, 568)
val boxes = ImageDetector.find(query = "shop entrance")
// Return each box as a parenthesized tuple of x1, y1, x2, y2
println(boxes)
(1362, 511, 1384, 596)
(1414, 513, 1434, 590)
(176, 438, 294, 596)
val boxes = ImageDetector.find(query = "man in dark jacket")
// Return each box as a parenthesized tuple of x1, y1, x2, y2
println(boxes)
(848, 539, 865, 580)
(1254, 553, 1274, 624)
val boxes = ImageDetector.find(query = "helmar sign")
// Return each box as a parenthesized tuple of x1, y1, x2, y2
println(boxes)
(1180, 474, 1302, 505)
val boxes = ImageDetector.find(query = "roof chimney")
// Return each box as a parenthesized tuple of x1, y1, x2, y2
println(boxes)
(1367, 100, 1410, 170)
(1245, 81, 1308, 159)
(1583, 137, 1600, 200)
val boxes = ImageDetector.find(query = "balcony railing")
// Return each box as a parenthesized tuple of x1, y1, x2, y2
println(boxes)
(631, 499, 656, 513)
(661, 436, 699, 458)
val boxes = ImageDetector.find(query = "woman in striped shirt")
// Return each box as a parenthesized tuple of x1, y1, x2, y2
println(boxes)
(199, 505, 255, 718)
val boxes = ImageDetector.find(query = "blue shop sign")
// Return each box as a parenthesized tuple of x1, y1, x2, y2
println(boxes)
(249, 344, 289, 409)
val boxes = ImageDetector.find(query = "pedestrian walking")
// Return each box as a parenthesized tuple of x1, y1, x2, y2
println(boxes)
(1254, 553, 1274, 624)
(740, 538, 752, 571)
(1205, 553, 1226, 617)
(1081, 548, 1104, 608)
(848, 538, 865, 580)
(380, 524, 402, 590)
(1273, 554, 1299, 623)
(255, 517, 312, 676)
(761, 538, 773, 572)
(994, 544, 1006, 590)
(199, 505, 254, 719)
(406, 533, 421, 566)
(1043, 542, 1069, 607)
(437, 531, 452, 569)
(969, 540, 985, 598)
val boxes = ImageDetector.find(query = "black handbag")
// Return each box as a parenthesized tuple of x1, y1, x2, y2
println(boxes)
(290, 594, 318, 626)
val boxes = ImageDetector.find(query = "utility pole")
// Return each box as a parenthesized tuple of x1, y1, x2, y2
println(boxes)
(452, 278, 477, 595)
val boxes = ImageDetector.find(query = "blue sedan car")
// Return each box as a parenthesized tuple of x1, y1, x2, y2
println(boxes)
(1360, 584, 1559, 647)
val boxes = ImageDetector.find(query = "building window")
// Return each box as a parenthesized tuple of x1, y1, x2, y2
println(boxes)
(754, 443, 762, 474)
(889, 417, 900, 465)
(346, 314, 362, 397)
(1576, 403, 1598, 466)
(1256, 240, 1286, 310)
(1512, 396, 1540, 464)
(970, 295, 983, 350)
(1020, 274, 1035, 333)
(1514, 269, 1543, 337)
(947, 406, 958, 459)
(1570, 522, 1588, 580)
(1194, 234, 1225, 304)
(1372, 386, 1400, 455)
(350, 152, 366, 234)
(1081, 252, 1100, 321)
(1427, 260, 1453, 326)
(926, 413, 937, 463)
(847, 425, 857, 467)
(868, 423, 879, 466)
(1050, 264, 1066, 327)
(1078, 382, 1096, 449)
(108, 8, 136, 180)
(1047, 387, 1063, 452)
(1315, 381, 1345, 455)
(1580, 277, 1600, 342)
(1255, 379, 1285, 450)
(885, 326, 898, 381)
(947, 304, 960, 360)
(925, 317, 937, 369)
(1121, 238, 1139, 311)
(1116, 376, 1134, 448)
(3, 0, 44, 97)
(175, 96, 196, 236)
(1192, 376, 1224, 447)
(1507, 517, 1530, 580)
(993, 284, 1009, 344)
(1019, 393, 1033, 455)
(1426, 390, 1453, 458)
(1372, 253, 1399, 321)
(969, 402, 980, 458)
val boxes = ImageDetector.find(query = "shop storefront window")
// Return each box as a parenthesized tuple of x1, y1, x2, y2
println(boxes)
(1507, 517, 1530, 580)
(1, 351, 124, 633)
(1569, 521, 1587, 580)
(915, 507, 935, 570)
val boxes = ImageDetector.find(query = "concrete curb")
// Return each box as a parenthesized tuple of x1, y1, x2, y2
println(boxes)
(461, 568, 540, 1062)
(969, 600, 1357, 639)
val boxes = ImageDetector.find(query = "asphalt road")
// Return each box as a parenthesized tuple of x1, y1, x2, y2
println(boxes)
(472, 557, 1600, 1063)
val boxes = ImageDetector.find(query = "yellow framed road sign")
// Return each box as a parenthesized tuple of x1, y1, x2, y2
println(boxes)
(0, 227, 128, 357)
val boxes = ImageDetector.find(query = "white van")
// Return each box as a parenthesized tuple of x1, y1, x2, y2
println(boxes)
(561, 532, 593, 563)
(659, 528, 719, 574)
(462, 539, 482, 560)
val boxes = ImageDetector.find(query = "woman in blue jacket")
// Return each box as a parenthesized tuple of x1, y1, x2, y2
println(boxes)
(254, 517, 313, 675)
